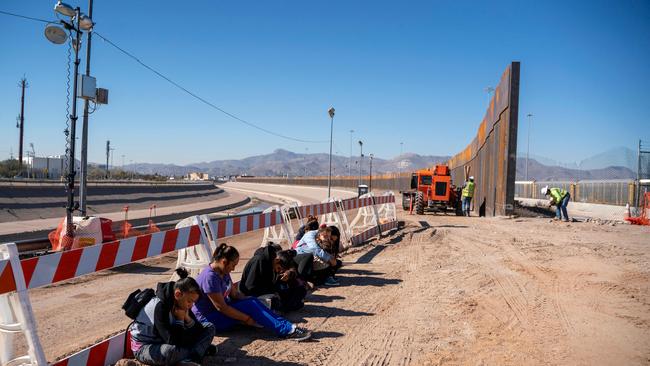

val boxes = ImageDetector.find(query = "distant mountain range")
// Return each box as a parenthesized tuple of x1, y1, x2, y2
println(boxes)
(517, 147, 637, 171)
(123, 147, 638, 181)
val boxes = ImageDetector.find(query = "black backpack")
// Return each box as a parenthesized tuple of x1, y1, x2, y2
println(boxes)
(122, 288, 156, 319)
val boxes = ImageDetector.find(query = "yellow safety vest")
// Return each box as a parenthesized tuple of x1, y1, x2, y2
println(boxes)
(462, 181, 475, 198)
(549, 187, 567, 203)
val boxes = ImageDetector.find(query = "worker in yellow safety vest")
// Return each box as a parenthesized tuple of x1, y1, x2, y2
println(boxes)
(541, 186, 571, 222)
(461, 176, 475, 216)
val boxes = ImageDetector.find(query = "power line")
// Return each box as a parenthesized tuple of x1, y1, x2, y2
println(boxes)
(0, 10, 52, 23)
(1, 9, 329, 144)
(93, 31, 327, 143)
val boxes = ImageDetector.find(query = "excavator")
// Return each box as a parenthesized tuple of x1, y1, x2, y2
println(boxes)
(401, 164, 464, 215)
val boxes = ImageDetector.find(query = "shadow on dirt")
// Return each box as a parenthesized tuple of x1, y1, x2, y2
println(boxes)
(109, 262, 171, 274)
(306, 294, 346, 303)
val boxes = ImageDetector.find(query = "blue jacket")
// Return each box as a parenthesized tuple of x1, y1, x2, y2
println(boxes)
(295, 231, 332, 262)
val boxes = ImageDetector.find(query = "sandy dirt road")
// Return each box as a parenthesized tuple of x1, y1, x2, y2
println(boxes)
(11, 184, 650, 365)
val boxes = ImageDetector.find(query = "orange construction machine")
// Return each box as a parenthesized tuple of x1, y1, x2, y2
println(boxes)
(401, 164, 463, 215)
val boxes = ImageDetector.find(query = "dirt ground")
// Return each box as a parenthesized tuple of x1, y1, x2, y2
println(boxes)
(14, 210, 650, 365)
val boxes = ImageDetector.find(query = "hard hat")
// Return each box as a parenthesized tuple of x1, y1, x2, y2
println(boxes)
(469, 176, 474, 181)
(541, 186, 549, 195)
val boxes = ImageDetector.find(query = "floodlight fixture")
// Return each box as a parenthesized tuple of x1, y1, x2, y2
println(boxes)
(54, 1, 76, 17)
(78, 13, 93, 31)
(44, 23, 67, 44)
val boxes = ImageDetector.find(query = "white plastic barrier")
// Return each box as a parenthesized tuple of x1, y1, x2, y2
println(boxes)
(0, 193, 397, 366)
(0, 243, 47, 366)
(260, 205, 295, 247)
(174, 215, 214, 278)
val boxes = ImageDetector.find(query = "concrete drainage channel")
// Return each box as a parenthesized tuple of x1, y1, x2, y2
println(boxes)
(10, 198, 278, 258)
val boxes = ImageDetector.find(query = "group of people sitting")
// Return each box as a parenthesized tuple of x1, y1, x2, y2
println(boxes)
(125, 216, 343, 366)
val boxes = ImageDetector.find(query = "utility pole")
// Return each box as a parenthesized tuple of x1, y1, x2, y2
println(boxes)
(18, 78, 28, 171)
(79, 0, 95, 216)
(526, 113, 533, 181)
(358, 140, 363, 186)
(105, 140, 110, 178)
(369, 154, 374, 191)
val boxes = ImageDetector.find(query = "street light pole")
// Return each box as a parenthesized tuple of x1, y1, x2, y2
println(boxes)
(398, 142, 403, 190)
(79, 0, 94, 216)
(358, 140, 363, 186)
(327, 107, 335, 199)
(526, 113, 533, 181)
(64, 8, 82, 241)
(369, 154, 374, 192)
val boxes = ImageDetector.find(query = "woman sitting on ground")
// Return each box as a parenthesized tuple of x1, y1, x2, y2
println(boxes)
(191, 243, 311, 341)
(239, 243, 308, 312)
(128, 268, 216, 366)
(295, 226, 339, 286)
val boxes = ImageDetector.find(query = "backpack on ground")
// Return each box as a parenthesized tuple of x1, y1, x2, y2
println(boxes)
(122, 288, 155, 319)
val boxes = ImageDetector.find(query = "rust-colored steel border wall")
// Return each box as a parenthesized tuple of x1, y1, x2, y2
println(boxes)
(447, 62, 520, 216)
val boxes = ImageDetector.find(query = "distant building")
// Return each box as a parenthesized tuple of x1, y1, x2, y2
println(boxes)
(186, 172, 210, 181)
(22, 155, 79, 179)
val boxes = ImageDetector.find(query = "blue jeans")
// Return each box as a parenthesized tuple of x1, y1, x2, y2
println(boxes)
(556, 193, 570, 220)
(202, 297, 294, 336)
(134, 322, 215, 365)
(462, 196, 472, 216)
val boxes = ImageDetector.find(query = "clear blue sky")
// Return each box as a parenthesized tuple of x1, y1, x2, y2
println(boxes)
(1, 0, 648, 166)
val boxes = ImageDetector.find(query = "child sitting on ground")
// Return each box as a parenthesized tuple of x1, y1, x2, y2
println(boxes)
(126, 268, 216, 366)
(191, 243, 312, 341)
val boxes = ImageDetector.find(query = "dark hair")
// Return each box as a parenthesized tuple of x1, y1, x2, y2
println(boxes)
(317, 226, 332, 235)
(329, 225, 341, 243)
(213, 243, 239, 262)
(174, 267, 201, 294)
(305, 220, 320, 232)
(275, 249, 297, 269)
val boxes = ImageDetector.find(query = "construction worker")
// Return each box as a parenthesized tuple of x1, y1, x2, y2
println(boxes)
(461, 176, 475, 216)
(541, 186, 571, 222)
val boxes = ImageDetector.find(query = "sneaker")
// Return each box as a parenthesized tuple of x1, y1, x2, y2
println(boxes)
(286, 327, 312, 342)
(323, 276, 340, 286)
(205, 344, 218, 356)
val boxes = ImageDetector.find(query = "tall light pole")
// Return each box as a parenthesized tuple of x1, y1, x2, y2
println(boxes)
(398, 141, 403, 190)
(349, 129, 354, 177)
(369, 154, 374, 192)
(358, 140, 363, 186)
(79, 0, 95, 216)
(327, 107, 335, 198)
(45, 1, 93, 244)
(526, 113, 533, 181)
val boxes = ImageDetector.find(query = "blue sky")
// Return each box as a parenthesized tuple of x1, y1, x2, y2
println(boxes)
(0, 0, 648, 166)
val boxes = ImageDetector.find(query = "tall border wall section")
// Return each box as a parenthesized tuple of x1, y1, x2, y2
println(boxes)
(447, 62, 520, 216)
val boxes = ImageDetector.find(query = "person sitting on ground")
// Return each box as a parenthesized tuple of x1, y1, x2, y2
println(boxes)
(191, 243, 312, 341)
(295, 226, 339, 286)
(128, 268, 216, 366)
(239, 243, 307, 312)
(292, 216, 320, 248)
(327, 226, 344, 275)
(542, 185, 571, 222)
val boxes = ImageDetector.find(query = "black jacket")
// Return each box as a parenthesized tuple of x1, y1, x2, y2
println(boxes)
(239, 246, 279, 297)
(152, 281, 204, 347)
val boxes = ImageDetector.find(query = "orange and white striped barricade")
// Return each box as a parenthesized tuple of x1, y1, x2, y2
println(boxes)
(375, 192, 397, 224)
(350, 220, 399, 246)
(0, 243, 47, 366)
(347, 193, 381, 238)
(260, 206, 294, 247)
